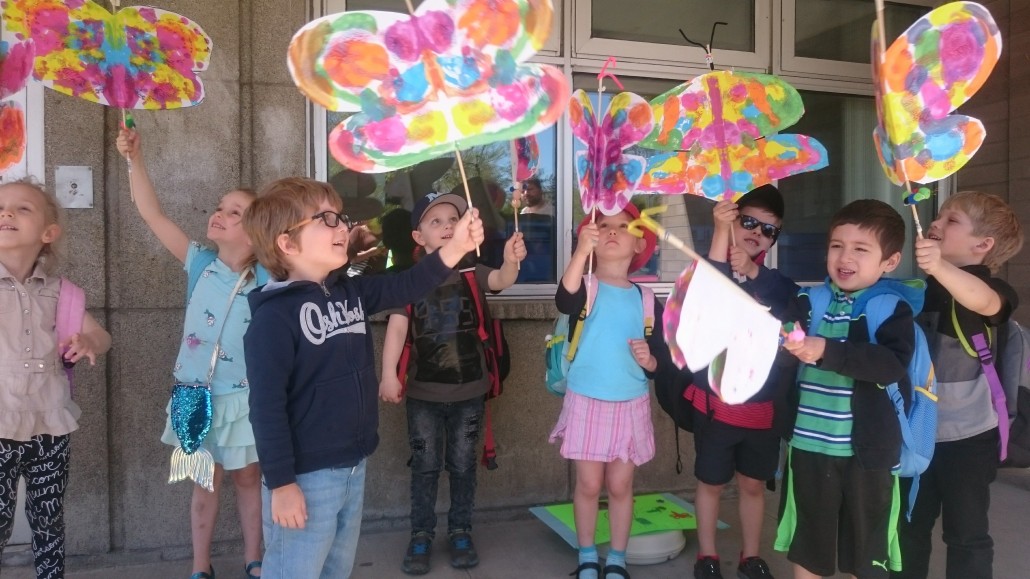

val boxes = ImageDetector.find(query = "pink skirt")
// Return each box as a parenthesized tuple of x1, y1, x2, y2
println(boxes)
(549, 390, 655, 465)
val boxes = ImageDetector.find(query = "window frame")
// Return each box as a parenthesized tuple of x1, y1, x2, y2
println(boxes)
(776, 0, 938, 80)
(572, 0, 773, 72)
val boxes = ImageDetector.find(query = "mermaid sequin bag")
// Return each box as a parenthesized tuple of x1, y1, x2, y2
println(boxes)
(169, 268, 251, 492)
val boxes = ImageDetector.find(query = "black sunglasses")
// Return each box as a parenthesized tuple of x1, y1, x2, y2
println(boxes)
(739, 215, 781, 240)
(286, 210, 353, 233)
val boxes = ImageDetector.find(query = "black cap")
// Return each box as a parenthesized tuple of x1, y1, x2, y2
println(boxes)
(738, 184, 784, 220)
(410, 192, 468, 229)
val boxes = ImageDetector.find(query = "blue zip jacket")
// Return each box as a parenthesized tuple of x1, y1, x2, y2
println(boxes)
(244, 252, 452, 489)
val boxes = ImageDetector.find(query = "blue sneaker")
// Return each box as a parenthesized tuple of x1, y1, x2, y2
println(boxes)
(402, 532, 433, 575)
(448, 530, 479, 569)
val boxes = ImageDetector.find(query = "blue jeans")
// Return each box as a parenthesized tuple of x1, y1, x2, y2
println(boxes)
(261, 460, 366, 579)
(406, 396, 484, 537)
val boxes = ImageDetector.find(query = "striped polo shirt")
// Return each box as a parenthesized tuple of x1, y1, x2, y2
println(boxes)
(791, 287, 864, 456)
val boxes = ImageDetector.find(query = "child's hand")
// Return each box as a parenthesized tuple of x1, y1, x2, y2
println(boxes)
(712, 200, 739, 227)
(784, 336, 826, 365)
(379, 376, 404, 404)
(575, 222, 599, 259)
(629, 339, 657, 372)
(60, 333, 102, 366)
(271, 483, 307, 529)
(452, 208, 485, 252)
(914, 237, 943, 276)
(504, 231, 527, 265)
(116, 128, 141, 162)
(728, 246, 757, 279)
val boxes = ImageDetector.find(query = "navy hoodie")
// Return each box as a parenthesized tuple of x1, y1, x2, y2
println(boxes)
(245, 251, 453, 489)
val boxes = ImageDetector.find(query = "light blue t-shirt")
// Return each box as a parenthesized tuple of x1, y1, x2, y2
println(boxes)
(172, 242, 258, 396)
(567, 282, 647, 401)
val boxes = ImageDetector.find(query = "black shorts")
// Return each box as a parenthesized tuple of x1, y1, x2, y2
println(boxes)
(692, 409, 781, 485)
(778, 448, 898, 578)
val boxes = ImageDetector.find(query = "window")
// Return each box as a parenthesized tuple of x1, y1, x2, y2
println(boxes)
(779, 0, 935, 79)
(574, 0, 770, 71)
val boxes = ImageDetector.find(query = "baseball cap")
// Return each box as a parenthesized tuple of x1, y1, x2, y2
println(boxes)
(411, 192, 468, 229)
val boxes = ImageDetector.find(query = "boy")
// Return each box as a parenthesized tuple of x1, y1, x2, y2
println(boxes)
(892, 191, 1023, 579)
(241, 178, 484, 579)
(378, 192, 526, 575)
(775, 199, 919, 579)
(692, 185, 795, 579)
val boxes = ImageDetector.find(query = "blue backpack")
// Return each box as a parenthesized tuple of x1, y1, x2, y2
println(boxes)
(545, 276, 655, 396)
(808, 285, 937, 521)
(186, 246, 270, 304)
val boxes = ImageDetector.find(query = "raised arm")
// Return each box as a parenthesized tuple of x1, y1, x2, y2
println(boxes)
(487, 231, 526, 291)
(117, 129, 190, 264)
(561, 221, 598, 295)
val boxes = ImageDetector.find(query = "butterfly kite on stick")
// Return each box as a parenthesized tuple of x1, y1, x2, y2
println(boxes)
(637, 71, 828, 203)
(0, 31, 34, 175)
(872, 0, 1001, 237)
(288, 0, 569, 177)
(508, 134, 538, 237)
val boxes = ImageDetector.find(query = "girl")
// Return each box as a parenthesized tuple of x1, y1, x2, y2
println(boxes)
(117, 129, 263, 579)
(549, 205, 673, 579)
(0, 179, 112, 579)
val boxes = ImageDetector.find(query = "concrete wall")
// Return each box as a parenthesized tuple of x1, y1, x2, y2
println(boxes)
(19, 0, 697, 560)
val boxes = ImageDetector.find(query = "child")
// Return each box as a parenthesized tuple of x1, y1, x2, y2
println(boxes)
(378, 192, 526, 575)
(242, 178, 484, 579)
(0, 179, 112, 579)
(691, 185, 795, 579)
(892, 191, 1023, 579)
(117, 129, 264, 579)
(550, 204, 673, 579)
(775, 199, 918, 579)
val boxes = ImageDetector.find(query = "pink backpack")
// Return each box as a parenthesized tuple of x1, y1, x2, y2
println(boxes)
(56, 278, 86, 396)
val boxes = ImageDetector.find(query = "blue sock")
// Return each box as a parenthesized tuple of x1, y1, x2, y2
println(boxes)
(577, 546, 599, 579)
(605, 549, 627, 575)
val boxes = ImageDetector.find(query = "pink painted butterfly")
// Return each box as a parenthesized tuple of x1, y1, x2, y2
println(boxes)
(514, 134, 539, 181)
(637, 71, 827, 201)
(2, 0, 212, 109)
(0, 101, 26, 174)
(288, 0, 569, 173)
(0, 37, 34, 99)
(569, 89, 654, 215)
(872, 1, 1000, 185)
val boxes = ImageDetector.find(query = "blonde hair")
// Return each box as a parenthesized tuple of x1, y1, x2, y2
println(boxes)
(942, 191, 1024, 272)
(243, 178, 341, 280)
(1, 177, 63, 274)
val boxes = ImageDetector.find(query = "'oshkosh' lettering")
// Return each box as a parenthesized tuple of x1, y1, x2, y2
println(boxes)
(300, 300, 366, 345)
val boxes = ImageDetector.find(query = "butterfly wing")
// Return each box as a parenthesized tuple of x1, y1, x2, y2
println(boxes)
(3, 0, 211, 109)
(592, 91, 653, 214)
(639, 134, 828, 200)
(641, 71, 805, 152)
(0, 102, 26, 174)
(514, 134, 539, 181)
(873, 1, 1000, 184)
(0, 39, 34, 99)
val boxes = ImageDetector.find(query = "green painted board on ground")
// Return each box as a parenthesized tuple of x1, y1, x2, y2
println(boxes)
(529, 492, 729, 548)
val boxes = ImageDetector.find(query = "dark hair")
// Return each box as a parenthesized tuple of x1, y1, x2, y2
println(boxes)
(829, 199, 905, 258)
(737, 184, 784, 221)
(523, 177, 542, 190)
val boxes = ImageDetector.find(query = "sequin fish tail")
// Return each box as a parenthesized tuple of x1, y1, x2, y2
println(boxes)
(169, 446, 215, 492)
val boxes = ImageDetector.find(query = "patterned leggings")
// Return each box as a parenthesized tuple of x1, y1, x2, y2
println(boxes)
(0, 435, 70, 579)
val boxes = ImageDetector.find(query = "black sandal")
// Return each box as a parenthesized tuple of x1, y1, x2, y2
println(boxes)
(245, 560, 262, 579)
(570, 561, 602, 577)
(602, 564, 631, 578)
(188, 566, 215, 579)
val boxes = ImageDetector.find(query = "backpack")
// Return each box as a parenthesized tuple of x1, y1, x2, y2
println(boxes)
(56, 278, 86, 396)
(808, 286, 938, 521)
(186, 246, 270, 305)
(544, 275, 655, 396)
(958, 314, 1030, 468)
(396, 267, 510, 469)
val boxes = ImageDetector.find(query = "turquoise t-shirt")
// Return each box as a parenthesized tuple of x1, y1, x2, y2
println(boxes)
(567, 282, 647, 401)
(172, 242, 258, 396)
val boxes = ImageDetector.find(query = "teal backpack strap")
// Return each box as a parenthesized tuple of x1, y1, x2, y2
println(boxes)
(185, 246, 219, 305)
(805, 285, 831, 337)
(254, 264, 270, 287)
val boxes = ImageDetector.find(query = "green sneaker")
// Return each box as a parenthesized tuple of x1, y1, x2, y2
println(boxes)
(401, 532, 433, 575)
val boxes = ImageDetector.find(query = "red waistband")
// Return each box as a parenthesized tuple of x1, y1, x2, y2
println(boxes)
(684, 384, 774, 430)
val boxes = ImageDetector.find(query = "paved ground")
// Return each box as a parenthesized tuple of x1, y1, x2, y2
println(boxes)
(4, 471, 1030, 578)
